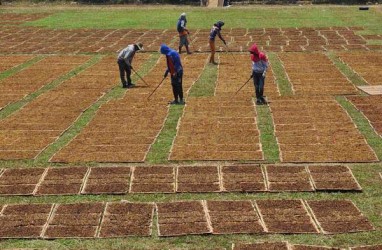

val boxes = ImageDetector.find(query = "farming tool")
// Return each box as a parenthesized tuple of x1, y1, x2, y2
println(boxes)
(235, 75, 253, 94)
(224, 43, 236, 61)
(147, 76, 166, 100)
(188, 31, 197, 45)
(132, 68, 149, 86)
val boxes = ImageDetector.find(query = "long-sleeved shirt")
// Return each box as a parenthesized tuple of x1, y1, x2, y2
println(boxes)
(252, 60, 269, 73)
(209, 26, 223, 41)
(249, 43, 268, 73)
(117, 44, 135, 66)
(160, 44, 183, 76)
(177, 17, 188, 36)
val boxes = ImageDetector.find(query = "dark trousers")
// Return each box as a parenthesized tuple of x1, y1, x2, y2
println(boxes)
(171, 70, 183, 101)
(117, 59, 131, 86)
(253, 72, 265, 101)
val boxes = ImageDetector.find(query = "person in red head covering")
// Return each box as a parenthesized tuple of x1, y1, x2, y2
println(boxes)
(249, 43, 268, 105)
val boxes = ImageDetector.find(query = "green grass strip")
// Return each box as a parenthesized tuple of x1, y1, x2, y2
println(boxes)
(35, 90, 114, 165)
(256, 104, 280, 163)
(0, 55, 101, 121)
(0, 159, 34, 169)
(367, 40, 382, 45)
(35, 54, 158, 164)
(188, 62, 217, 97)
(23, 6, 382, 31)
(146, 105, 184, 164)
(327, 51, 368, 87)
(336, 96, 382, 160)
(148, 56, 217, 163)
(268, 53, 293, 96)
(0, 55, 44, 81)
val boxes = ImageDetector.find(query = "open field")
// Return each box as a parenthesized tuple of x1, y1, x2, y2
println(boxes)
(0, 5, 381, 30)
(0, 4, 382, 250)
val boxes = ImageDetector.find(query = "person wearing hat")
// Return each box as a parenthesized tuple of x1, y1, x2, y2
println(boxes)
(117, 42, 143, 88)
(249, 43, 268, 105)
(160, 44, 185, 105)
(209, 21, 226, 64)
(177, 13, 191, 54)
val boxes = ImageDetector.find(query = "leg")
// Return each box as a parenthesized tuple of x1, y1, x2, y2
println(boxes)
(126, 65, 132, 86)
(177, 71, 184, 103)
(209, 40, 216, 64)
(253, 73, 261, 104)
(178, 83, 184, 101)
(258, 75, 265, 103)
(179, 36, 184, 54)
(170, 77, 179, 104)
(117, 60, 127, 87)
(185, 45, 191, 54)
(185, 36, 191, 54)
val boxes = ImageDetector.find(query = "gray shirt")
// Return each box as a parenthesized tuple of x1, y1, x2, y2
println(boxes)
(117, 44, 135, 66)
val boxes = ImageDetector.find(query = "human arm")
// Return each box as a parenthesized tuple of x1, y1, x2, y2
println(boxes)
(123, 47, 134, 66)
(170, 53, 182, 77)
(164, 54, 177, 78)
(217, 30, 226, 45)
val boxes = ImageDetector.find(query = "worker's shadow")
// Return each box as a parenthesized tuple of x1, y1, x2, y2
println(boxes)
(133, 85, 150, 88)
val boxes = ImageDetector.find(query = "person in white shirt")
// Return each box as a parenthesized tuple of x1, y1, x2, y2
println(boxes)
(117, 42, 143, 88)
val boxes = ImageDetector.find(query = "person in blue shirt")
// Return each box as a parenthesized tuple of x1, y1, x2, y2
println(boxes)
(160, 44, 185, 105)
(177, 13, 191, 54)
(209, 21, 226, 64)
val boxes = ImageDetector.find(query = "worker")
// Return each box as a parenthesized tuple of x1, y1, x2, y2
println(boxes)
(160, 44, 185, 105)
(177, 13, 191, 54)
(117, 42, 143, 88)
(209, 21, 226, 64)
(249, 43, 268, 105)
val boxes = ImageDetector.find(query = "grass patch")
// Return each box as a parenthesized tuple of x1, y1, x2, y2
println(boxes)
(145, 105, 184, 164)
(20, 6, 382, 33)
(336, 96, 382, 160)
(35, 54, 158, 164)
(256, 105, 279, 163)
(0, 56, 100, 121)
(34, 90, 113, 164)
(327, 52, 368, 87)
(367, 40, 382, 45)
(0, 159, 35, 169)
(188, 62, 217, 97)
(134, 53, 161, 85)
(268, 53, 293, 96)
(147, 56, 216, 163)
(0, 56, 44, 81)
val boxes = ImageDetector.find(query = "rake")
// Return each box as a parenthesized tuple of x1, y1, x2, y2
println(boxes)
(147, 76, 166, 100)
(131, 68, 149, 86)
(224, 43, 236, 61)
(235, 75, 253, 94)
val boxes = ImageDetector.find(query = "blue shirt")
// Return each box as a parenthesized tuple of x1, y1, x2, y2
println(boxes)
(209, 26, 221, 41)
(252, 60, 269, 73)
(160, 44, 183, 73)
